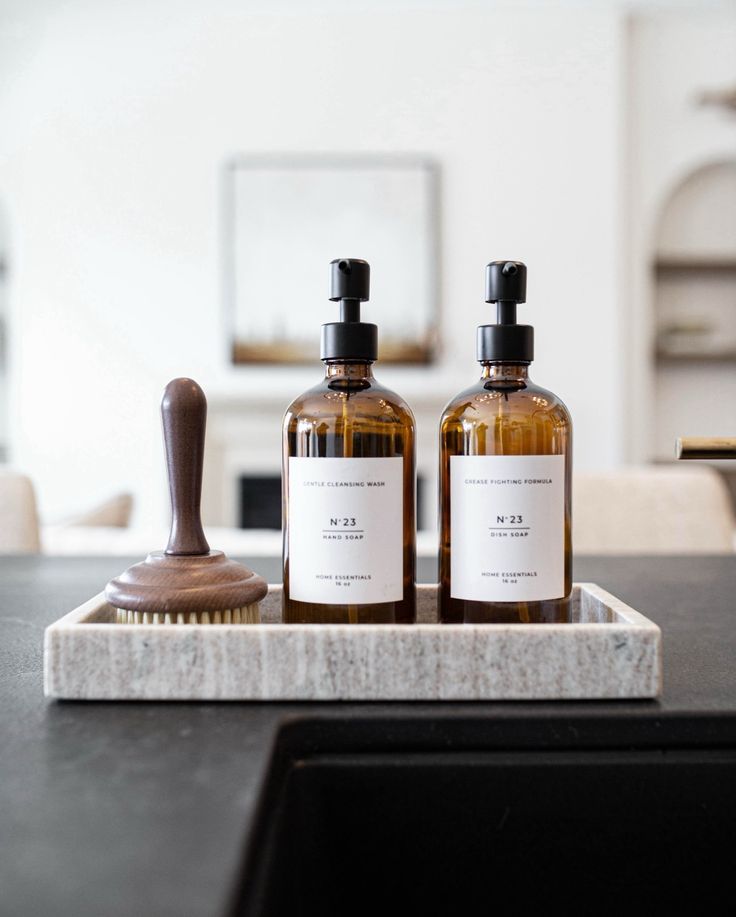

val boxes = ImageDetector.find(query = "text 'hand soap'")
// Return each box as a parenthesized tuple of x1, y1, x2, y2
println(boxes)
(439, 261, 572, 623)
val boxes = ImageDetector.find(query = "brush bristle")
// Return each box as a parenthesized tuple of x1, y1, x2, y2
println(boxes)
(115, 604, 261, 624)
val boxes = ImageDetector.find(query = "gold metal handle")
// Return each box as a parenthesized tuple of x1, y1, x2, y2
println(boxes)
(676, 437, 736, 460)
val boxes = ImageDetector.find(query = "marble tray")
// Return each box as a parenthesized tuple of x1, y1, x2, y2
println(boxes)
(44, 583, 661, 701)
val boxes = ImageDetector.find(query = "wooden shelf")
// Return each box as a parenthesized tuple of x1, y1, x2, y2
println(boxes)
(656, 349, 736, 363)
(232, 338, 434, 365)
(654, 257, 736, 273)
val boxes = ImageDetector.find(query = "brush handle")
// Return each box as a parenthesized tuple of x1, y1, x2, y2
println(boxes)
(162, 378, 210, 556)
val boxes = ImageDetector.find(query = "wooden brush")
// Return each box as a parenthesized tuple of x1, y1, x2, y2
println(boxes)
(105, 378, 267, 624)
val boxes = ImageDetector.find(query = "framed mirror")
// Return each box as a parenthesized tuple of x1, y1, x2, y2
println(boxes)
(225, 155, 439, 364)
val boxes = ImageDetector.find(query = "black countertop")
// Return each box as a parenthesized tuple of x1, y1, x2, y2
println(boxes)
(2, 555, 735, 917)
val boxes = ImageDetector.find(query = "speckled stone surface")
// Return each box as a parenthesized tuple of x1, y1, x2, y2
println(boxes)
(43, 583, 661, 701)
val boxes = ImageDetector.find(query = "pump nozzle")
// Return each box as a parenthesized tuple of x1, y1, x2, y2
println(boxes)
(329, 258, 369, 325)
(478, 260, 533, 363)
(330, 258, 370, 303)
(321, 258, 377, 361)
(485, 260, 527, 311)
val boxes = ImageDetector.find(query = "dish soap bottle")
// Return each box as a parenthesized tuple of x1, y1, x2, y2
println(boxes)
(283, 258, 416, 624)
(439, 260, 572, 623)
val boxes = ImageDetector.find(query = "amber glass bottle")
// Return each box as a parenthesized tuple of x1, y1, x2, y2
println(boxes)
(439, 261, 572, 624)
(282, 259, 416, 624)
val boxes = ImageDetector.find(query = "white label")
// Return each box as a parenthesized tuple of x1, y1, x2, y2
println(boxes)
(288, 457, 403, 605)
(450, 454, 565, 602)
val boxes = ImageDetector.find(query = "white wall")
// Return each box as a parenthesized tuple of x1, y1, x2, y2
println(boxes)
(0, 0, 628, 529)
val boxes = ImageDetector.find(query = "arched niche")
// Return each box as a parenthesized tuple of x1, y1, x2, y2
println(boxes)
(657, 160, 736, 257)
(654, 160, 736, 362)
(651, 159, 736, 493)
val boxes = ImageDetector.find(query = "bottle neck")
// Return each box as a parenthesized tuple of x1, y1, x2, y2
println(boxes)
(480, 362, 530, 382)
(324, 361, 375, 382)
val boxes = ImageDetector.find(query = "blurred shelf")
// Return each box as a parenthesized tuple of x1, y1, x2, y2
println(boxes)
(232, 338, 434, 365)
(654, 257, 736, 273)
(656, 349, 736, 363)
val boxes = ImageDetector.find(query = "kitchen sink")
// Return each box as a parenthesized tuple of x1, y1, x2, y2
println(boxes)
(229, 720, 736, 915)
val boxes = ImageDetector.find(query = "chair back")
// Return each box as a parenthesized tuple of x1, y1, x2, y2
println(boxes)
(574, 466, 735, 555)
(0, 470, 41, 554)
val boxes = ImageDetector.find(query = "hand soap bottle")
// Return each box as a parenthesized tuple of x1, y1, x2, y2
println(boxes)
(439, 261, 572, 624)
(282, 258, 416, 624)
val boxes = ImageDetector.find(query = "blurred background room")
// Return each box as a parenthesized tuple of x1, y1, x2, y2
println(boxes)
(0, 0, 735, 563)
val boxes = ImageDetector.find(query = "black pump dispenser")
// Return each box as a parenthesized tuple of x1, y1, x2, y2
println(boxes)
(477, 260, 534, 363)
(320, 258, 378, 362)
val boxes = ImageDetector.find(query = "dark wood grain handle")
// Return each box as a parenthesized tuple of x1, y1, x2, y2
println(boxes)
(162, 378, 210, 556)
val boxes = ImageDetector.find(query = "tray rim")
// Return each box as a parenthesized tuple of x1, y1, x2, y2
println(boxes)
(45, 582, 659, 633)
